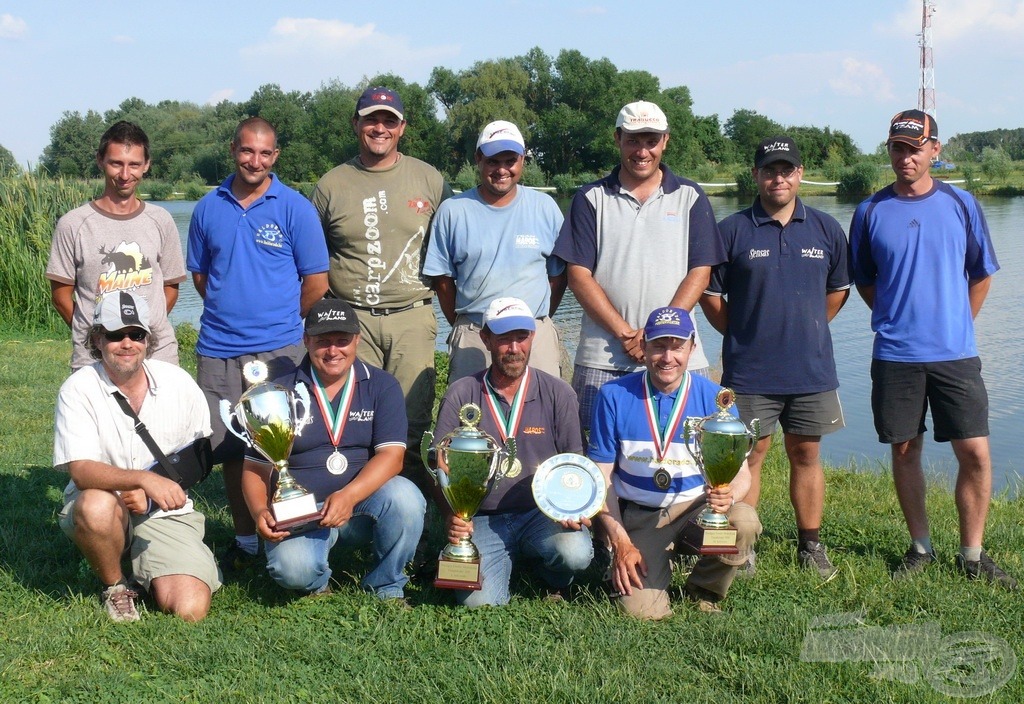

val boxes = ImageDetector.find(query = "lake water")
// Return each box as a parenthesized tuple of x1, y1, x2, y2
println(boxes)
(162, 195, 1024, 492)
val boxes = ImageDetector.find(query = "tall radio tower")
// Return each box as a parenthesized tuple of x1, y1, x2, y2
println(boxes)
(918, 0, 937, 117)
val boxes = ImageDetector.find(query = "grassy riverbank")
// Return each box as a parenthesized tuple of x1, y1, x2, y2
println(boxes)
(1, 329, 1021, 702)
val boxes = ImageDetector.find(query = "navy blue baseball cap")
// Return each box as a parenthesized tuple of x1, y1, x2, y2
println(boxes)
(355, 87, 404, 121)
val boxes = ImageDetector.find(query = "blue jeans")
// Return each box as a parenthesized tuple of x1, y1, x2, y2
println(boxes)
(457, 508, 594, 607)
(264, 476, 425, 598)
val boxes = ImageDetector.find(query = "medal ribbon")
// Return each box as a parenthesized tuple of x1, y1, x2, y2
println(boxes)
(483, 368, 531, 442)
(642, 370, 691, 464)
(310, 366, 355, 449)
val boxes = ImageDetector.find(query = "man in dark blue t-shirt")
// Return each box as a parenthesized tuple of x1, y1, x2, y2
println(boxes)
(241, 299, 425, 601)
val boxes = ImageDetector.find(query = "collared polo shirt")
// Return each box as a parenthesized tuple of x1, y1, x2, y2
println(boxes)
(553, 165, 725, 372)
(245, 358, 407, 502)
(434, 368, 582, 514)
(588, 371, 727, 509)
(187, 173, 329, 358)
(707, 197, 850, 394)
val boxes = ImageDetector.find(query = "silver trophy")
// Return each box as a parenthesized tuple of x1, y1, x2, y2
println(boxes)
(420, 403, 516, 589)
(220, 361, 321, 529)
(681, 388, 759, 553)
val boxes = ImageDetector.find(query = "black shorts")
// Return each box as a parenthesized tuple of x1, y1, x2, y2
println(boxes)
(870, 357, 989, 444)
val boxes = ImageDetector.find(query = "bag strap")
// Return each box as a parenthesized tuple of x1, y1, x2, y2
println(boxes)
(111, 391, 182, 484)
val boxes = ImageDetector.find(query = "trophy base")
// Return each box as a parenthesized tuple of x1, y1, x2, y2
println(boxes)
(272, 493, 323, 532)
(434, 556, 482, 591)
(679, 520, 740, 556)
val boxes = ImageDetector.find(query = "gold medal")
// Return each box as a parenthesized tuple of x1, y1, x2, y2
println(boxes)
(505, 457, 523, 478)
(653, 468, 672, 490)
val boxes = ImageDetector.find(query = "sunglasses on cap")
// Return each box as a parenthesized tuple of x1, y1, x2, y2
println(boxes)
(103, 328, 148, 343)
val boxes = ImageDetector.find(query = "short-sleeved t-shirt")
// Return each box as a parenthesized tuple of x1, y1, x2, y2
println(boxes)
(707, 197, 850, 394)
(187, 174, 329, 358)
(245, 358, 407, 502)
(46, 201, 186, 370)
(588, 371, 728, 509)
(433, 368, 582, 514)
(849, 181, 999, 362)
(553, 165, 725, 372)
(311, 155, 452, 309)
(423, 186, 564, 323)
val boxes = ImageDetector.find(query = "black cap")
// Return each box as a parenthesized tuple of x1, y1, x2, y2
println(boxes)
(305, 299, 360, 336)
(754, 136, 802, 169)
(888, 109, 938, 146)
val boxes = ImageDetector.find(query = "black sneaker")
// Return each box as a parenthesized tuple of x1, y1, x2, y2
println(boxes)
(220, 541, 259, 573)
(798, 541, 839, 581)
(955, 551, 1018, 590)
(892, 547, 937, 581)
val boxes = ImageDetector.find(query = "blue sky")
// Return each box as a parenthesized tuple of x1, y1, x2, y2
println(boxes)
(2, 0, 1022, 166)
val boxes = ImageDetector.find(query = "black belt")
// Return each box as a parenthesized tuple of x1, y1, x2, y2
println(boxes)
(350, 298, 431, 317)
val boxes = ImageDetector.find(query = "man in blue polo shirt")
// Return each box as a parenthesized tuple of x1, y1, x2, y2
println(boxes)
(434, 297, 591, 606)
(425, 121, 566, 382)
(849, 110, 1013, 588)
(188, 117, 329, 572)
(553, 101, 725, 437)
(588, 307, 761, 619)
(701, 136, 850, 580)
(240, 298, 425, 600)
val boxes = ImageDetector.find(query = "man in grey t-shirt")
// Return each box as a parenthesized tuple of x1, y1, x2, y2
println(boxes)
(46, 121, 185, 370)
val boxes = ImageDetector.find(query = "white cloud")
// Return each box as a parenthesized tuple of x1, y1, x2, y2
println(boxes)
(886, 0, 1024, 44)
(829, 58, 895, 102)
(238, 17, 459, 84)
(207, 88, 235, 105)
(0, 13, 27, 39)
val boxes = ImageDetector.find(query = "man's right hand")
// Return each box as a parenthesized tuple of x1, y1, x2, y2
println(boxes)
(447, 514, 473, 545)
(141, 473, 188, 512)
(619, 329, 645, 362)
(255, 508, 291, 543)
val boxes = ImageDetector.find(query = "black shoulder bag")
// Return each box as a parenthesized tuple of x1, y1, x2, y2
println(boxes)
(112, 392, 213, 489)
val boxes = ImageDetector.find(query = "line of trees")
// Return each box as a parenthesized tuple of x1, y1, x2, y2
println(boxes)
(29, 48, 867, 187)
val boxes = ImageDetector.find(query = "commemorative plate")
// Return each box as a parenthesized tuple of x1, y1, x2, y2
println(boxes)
(531, 453, 606, 522)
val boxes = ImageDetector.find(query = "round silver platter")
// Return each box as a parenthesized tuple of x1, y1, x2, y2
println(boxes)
(531, 453, 607, 522)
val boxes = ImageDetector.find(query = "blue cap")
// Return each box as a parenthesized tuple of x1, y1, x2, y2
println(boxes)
(355, 87, 404, 121)
(643, 307, 695, 341)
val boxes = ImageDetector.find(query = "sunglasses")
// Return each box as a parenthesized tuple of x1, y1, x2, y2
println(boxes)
(103, 329, 148, 343)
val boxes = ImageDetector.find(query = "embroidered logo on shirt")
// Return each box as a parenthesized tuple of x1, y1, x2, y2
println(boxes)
(255, 223, 284, 248)
(348, 409, 375, 422)
(749, 248, 771, 259)
(522, 427, 545, 435)
(801, 247, 825, 260)
(408, 198, 432, 214)
(514, 234, 540, 249)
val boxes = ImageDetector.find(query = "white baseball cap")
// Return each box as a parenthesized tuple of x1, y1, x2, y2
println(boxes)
(616, 101, 669, 134)
(476, 120, 525, 157)
(482, 297, 535, 334)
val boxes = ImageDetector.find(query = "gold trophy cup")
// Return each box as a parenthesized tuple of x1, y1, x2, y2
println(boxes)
(680, 388, 759, 555)
(421, 404, 516, 590)
(221, 361, 322, 530)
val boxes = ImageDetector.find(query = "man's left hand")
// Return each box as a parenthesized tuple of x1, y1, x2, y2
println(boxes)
(319, 490, 355, 528)
(706, 484, 733, 513)
(120, 488, 150, 515)
(559, 516, 592, 531)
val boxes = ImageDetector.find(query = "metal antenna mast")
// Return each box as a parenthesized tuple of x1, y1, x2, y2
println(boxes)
(918, 0, 937, 117)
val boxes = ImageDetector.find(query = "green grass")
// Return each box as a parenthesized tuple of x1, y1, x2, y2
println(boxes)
(2, 329, 1022, 702)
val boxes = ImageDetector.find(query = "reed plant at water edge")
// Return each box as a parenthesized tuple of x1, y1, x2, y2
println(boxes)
(0, 171, 91, 333)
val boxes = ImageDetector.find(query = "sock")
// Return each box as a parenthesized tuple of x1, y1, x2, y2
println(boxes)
(235, 534, 259, 555)
(960, 545, 982, 562)
(911, 536, 933, 555)
(798, 529, 820, 547)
